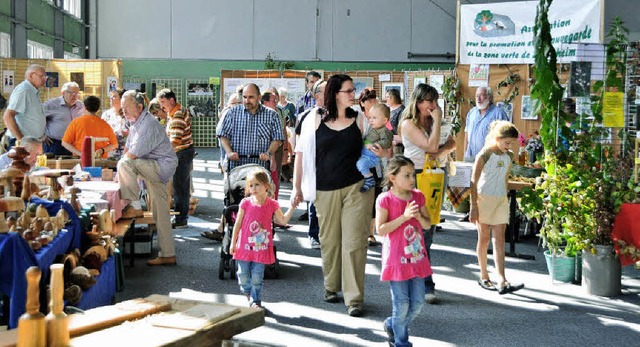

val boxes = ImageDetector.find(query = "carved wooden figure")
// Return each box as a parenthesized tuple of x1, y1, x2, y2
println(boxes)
(17, 267, 46, 347)
(46, 264, 70, 346)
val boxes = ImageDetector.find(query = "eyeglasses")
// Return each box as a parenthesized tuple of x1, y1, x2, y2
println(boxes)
(338, 89, 355, 94)
(66, 91, 80, 96)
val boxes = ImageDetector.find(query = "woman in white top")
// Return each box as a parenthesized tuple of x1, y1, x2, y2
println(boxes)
(398, 83, 445, 304)
(101, 89, 128, 158)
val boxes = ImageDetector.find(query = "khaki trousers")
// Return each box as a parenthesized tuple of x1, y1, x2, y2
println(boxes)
(315, 180, 373, 307)
(118, 157, 175, 257)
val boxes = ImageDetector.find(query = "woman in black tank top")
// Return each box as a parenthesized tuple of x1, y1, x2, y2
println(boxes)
(291, 74, 375, 317)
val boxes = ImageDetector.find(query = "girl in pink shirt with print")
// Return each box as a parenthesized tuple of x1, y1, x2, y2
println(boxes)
(230, 170, 297, 309)
(376, 156, 432, 347)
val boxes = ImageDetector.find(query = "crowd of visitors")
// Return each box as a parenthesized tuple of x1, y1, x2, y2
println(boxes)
(1, 65, 526, 347)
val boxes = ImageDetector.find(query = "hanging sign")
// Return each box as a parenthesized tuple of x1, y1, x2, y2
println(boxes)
(459, 0, 601, 64)
(602, 92, 624, 128)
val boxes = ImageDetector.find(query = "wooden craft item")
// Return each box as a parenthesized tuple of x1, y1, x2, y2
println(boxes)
(69, 186, 82, 214)
(67, 295, 173, 337)
(46, 264, 70, 347)
(17, 267, 46, 347)
(81, 136, 110, 168)
(8, 146, 30, 197)
(30, 169, 72, 201)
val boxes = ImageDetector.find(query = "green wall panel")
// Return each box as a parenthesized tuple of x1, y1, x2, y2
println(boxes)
(0, 20, 10, 34)
(0, 0, 10, 15)
(123, 59, 453, 79)
(27, 30, 54, 47)
(64, 16, 83, 44)
(27, 0, 54, 32)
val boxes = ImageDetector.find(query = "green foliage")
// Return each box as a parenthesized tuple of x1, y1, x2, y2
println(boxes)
(264, 52, 295, 71)
(530, 0, 565, 157)
(496, 71, 520, 104)
(521, 12, 640, 256)
(442, 73, 462, 136)
(475, 11, 494, 26)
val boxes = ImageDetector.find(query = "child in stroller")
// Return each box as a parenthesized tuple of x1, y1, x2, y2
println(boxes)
(218, 163, 293, 280)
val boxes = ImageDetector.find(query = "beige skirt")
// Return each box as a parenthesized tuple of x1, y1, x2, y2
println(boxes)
(477, 194, 509, 225)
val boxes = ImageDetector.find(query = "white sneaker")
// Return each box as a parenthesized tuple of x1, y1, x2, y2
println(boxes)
(309, 238, 321, 249)
(425, 293, 439, 304)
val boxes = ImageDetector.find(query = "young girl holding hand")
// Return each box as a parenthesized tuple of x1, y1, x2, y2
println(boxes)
(470, 120, 524, 295)
(376, 156, 432, 347)
(230, 170, 298, 309)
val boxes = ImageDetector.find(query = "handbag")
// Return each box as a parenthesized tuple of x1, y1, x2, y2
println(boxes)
(416, 158, 445, 224)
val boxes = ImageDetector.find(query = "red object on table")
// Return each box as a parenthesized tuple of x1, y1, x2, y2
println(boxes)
(611, 203, 640, 266)
(81, 136, 92, 168)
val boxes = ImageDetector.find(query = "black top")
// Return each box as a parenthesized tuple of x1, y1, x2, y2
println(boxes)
(316, 119, 363, 191)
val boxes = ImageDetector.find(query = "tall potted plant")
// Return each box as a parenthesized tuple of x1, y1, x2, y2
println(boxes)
(523, 2, 640, 293)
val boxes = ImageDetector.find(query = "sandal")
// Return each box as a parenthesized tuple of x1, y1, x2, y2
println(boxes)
(498, 282, 525, 295)
(368, 235, 379, 246)
(478, 279, 497, 291)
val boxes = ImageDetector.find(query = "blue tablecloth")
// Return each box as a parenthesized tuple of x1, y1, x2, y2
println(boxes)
(77, 255, 116, 310)
(0, 228, 73, 328)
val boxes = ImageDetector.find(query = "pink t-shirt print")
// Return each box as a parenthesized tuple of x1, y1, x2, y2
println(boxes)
(377, 189, 432, 282)
(233, 197, 279, 265)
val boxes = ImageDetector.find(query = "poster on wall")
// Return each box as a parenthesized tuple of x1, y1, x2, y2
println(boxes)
(187, 83, 213, 96)
(46, 72, 59, 88)
(413, 77, 426, 89)
(569, 62, 591, 97)
(458, 0, 602, 64)
(107, 76, 117, 93)
(575, 96, 593, 118)
(468, 64, 489, 87)
(521, 95, 536, 120)
(3, 70, 14, 94)
(382, 83, 404, 101)
(222, 78, 306, 109)
(497, 102, 513, 123)
(70, 72, 84, 90)
(430, 75, 445, 94)
(352, 77, 374, 98)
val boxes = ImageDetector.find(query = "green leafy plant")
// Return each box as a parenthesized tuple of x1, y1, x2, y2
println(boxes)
(264, 52, 295, 71)
(495, 69, 520, 104)
(521, 10, 640, 256)
(442, 73, 462, 136)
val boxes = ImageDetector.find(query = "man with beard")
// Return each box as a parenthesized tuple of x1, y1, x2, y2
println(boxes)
(461, 86, 507, 222)
(464, 86, 508, 161)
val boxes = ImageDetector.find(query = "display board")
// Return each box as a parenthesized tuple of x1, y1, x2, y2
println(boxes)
(222, 78, 306, 107)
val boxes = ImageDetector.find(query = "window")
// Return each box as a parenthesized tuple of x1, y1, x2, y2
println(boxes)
(27, 40, 54, 59)
(64, 51, 82, 59)
(63, 0, 82, 19)
(0, 32, 10, 58)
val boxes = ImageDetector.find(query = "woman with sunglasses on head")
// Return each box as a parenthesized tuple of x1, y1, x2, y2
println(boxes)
(292, 74, 383, 317)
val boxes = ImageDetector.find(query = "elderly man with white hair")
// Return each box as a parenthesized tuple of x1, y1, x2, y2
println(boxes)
(0, 137, 43, 171)
(43, 81, 85, 156)
(2, 64, 47, 148)
(117, 90, 178, 266)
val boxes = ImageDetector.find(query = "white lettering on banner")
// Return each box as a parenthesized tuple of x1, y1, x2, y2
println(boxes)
(459, 0, 601, 64)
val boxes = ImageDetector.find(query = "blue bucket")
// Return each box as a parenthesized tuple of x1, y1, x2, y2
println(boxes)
(544, 250, 581, 283)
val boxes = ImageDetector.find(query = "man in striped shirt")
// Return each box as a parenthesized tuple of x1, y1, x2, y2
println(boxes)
(158, 88, 195, 229)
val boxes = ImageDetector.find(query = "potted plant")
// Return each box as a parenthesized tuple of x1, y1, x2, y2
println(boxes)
(522, 3, 640, 292)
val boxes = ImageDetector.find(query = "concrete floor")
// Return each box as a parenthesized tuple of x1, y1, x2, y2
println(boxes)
(115, 148, 640, 347)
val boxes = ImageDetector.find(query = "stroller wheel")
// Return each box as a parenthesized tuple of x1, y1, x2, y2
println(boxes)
(218, 255, 226, 280)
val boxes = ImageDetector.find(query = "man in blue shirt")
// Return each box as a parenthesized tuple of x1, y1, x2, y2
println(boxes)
(464, 86, 509, 161)
(117, 90, 178, 266)
(43, 81, 85, 156)
(217, 83, 284, 172)
(2, 64, 47, 147)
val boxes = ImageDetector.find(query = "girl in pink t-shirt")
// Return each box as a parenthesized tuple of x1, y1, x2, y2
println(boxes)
(376, 156, 432, 347)
(230, 170, 297, 309)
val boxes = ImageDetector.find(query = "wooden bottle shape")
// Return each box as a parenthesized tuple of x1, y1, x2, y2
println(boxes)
(17, 266, 46, 347)
(46, 264, 70, 346)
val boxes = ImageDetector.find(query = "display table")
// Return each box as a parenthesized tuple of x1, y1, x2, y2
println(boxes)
(0, 229, 73, 328)
(73, 180, 126, 221)
(50, 158, 118, 170)
(0, 295, 265, 347)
